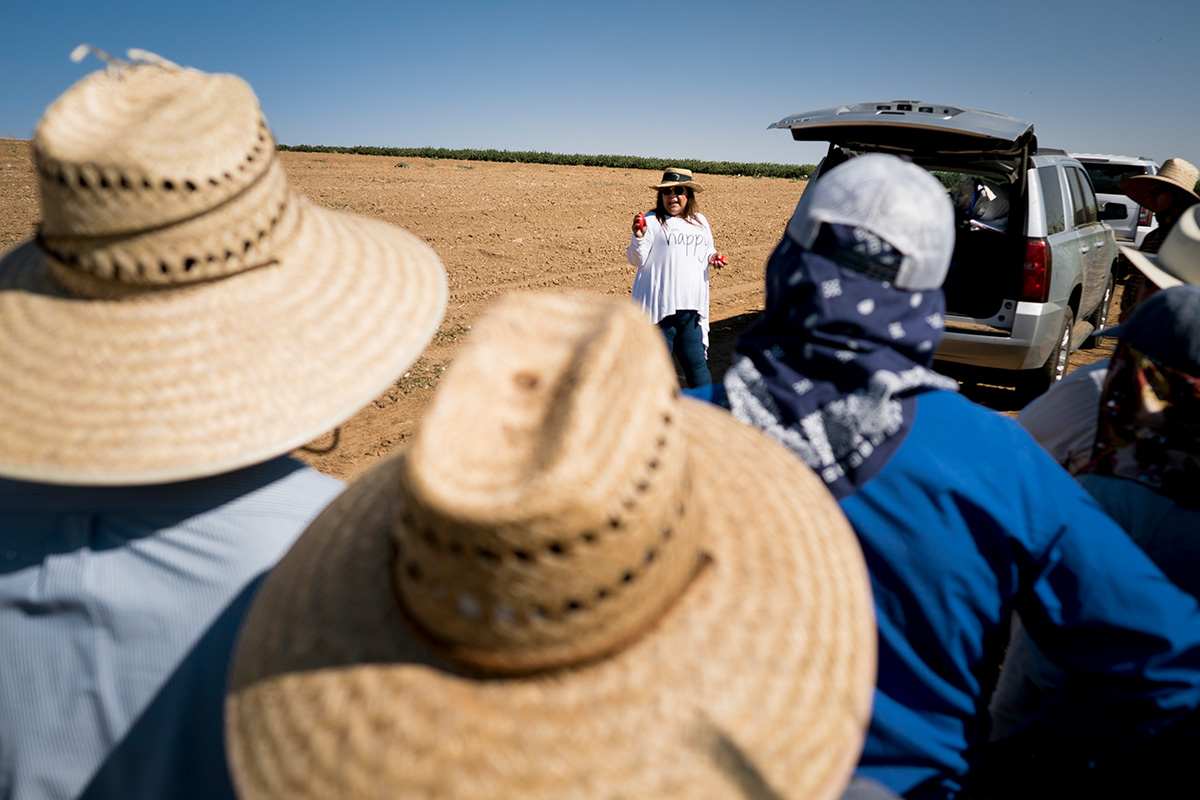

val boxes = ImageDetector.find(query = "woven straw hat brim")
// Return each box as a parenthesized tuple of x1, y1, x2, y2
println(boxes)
(226, 399, 876, 800)
(1116, 206, 1200, 290)
(1119, 244, 1185, 290)
(0, 199, 447, 484)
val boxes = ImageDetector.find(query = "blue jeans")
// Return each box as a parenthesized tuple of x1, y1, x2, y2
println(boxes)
(658, 309, 711, 388)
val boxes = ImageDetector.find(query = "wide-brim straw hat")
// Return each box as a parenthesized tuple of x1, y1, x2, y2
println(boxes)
(226, 291, 876, 800)
(1119, 157, 1200, 212)
(1119, 205, 1200, 290)
(0, 50, 447, 485)
(652, 166, 703, 191)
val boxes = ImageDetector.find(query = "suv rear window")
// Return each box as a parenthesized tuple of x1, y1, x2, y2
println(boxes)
(1081, 163, 1151, 195)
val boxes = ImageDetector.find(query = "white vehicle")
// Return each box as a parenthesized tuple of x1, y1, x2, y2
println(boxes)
(1071, 153, 1160, 247)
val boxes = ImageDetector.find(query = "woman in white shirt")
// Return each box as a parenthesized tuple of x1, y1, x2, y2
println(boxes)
(626, 167, 726, 387)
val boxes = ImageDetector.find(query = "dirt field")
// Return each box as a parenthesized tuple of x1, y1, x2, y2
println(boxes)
(0, 141, 1112, 481)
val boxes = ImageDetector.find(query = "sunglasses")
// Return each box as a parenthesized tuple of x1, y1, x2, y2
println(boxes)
(660, 186, 689, 196)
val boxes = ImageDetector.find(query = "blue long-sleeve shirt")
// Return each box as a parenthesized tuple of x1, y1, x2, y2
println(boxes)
(691, 386, 1200, 798)
(0, 457, 344, 800)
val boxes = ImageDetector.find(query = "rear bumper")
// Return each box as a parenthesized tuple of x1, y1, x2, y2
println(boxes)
(936, 300, 1063, 371)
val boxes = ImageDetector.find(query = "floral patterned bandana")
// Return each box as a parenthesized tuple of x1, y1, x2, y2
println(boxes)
(1083, 342, 1200, 506)
(724, 225, 958, 500)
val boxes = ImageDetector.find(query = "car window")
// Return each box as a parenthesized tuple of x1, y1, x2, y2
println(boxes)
(1038, 166, 1066, 235)
(1073, 168, 1100, 224)
(1064, 167, 1097, 227)
(1082, 163, 1150, 195)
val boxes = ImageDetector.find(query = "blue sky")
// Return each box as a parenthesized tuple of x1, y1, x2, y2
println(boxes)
(2, 0, 1197, 169)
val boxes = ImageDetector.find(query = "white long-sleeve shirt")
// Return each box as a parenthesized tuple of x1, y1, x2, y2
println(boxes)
(626, 211, 716, 346)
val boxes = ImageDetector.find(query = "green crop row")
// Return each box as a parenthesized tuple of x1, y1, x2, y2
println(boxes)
(276, 144, 816, 180)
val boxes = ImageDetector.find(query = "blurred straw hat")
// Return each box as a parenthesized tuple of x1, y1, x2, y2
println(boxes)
(225, 291, 876, 800)
(1119, 157, 1200, 212)
(0, 49, 447, 484)
(1119, 205, 1200, 289)
(652, 166, 703, 191)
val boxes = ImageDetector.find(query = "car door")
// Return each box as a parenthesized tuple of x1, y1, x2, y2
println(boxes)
(1063, 165, 1112, 319)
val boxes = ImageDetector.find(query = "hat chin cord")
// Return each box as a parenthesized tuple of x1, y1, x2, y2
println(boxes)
(70, 44, 183, 73)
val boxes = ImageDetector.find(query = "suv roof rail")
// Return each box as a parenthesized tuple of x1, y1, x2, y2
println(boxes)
(1035, 147, 1068, 156)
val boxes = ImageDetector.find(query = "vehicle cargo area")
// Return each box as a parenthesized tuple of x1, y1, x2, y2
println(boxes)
(936, 171, 1024, 325)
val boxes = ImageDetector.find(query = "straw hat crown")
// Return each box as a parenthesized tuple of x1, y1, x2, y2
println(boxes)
(652, 166, 703, 191)
(33, 58, 293, 289)
(396, 292, 700, 672)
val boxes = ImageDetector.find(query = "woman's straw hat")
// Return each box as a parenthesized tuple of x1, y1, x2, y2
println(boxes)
(1119, 157, 1200, 212)
(0, 51, 447, 485)
(225, 291, 877, 800)
(652, 166, 704, 191)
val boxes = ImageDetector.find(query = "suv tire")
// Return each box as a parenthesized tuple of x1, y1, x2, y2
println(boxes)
(1017, 307, 1074, 405)
(1082, 276, 1114, 350)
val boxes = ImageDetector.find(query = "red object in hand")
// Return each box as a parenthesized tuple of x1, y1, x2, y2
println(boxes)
(636, 212, 646, 231)
(712, 254, 727, 266)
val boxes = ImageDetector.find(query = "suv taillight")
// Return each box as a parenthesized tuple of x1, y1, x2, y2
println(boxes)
(1138, 205, 1153, 226)
(1021, 238, 1052, 303)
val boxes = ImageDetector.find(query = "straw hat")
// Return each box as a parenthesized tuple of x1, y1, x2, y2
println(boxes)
(1119, 205, 1200, 289)
(652, 166, 703, 192)
(226, 291, 876, 800)
(1119, 157, 1200, 212)
(0, 50, 447, 485)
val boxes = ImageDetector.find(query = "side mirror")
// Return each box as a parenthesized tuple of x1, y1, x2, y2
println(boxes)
(1098, 201, 1128, 221)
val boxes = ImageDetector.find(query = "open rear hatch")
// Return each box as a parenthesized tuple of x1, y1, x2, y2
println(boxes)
(769, 101, 1035, 161)
(770, 101, 1037, 323)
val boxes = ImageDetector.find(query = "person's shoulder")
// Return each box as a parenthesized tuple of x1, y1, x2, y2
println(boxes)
(912, 391, 1038, 448)
(1045, 359, 1108, 390)
(1017, 360, 1109, 424)
(913, 389, 985, 420)
(905, 392, 1092, 507)
(233, 457, 344, 508)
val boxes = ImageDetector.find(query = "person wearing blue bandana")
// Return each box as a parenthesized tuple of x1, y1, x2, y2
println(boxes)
(689, 153, 1200, 799)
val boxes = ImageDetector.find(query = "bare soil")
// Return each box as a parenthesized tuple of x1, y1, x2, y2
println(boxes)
(0, 141, 1112, 481)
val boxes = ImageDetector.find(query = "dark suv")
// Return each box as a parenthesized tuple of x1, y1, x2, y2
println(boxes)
(770, 101, 1122, 400)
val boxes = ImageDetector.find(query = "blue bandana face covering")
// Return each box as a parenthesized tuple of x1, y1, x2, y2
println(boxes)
(724, 226, 958, 499)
